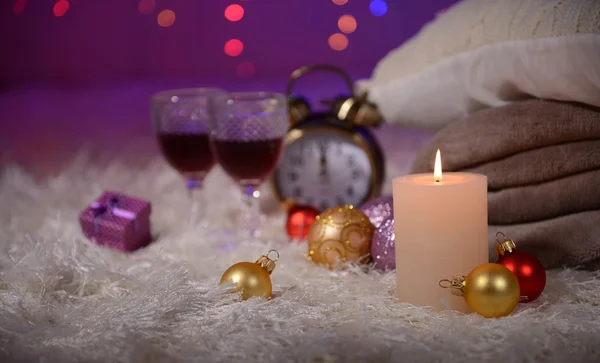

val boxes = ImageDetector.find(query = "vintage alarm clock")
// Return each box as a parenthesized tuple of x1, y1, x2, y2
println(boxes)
(272, 64, 385, 211)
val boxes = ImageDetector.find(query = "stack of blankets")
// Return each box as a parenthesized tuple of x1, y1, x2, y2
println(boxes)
(411, 99, 600, 269)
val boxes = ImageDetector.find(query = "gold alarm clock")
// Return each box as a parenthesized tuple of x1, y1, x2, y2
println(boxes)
(272, 64, 385, 211)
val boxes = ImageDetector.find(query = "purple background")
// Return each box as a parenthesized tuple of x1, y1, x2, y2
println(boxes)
(0, 0, 451, 175)
(2, 0, 455, 88)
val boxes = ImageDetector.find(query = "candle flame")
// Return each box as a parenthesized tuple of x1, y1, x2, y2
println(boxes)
(434, 149, 442, 182)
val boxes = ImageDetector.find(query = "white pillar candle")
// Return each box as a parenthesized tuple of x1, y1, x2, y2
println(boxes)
(393, 150, 488, 312)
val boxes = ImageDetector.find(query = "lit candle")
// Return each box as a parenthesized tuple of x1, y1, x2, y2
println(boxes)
(393, 150, 488, 312)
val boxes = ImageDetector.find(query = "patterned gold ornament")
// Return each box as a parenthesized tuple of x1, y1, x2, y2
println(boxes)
(307, 205, 375, 269)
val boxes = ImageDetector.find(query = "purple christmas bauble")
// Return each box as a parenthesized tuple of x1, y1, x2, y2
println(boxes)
(371, 216, 395, 271)
(358, 196, 393, 228)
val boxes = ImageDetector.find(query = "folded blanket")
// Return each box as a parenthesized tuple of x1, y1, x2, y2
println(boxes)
(410, 99, 600, 175)
(489, 210, 600, 269)
(488, 169, 600, 224)
(464, 140, 600, 190)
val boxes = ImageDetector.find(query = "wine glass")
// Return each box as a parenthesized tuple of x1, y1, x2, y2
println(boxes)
(150, 88, 226, 225)
(209, 92, 289, 237)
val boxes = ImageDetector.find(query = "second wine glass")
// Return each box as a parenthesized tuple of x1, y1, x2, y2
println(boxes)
(209, 92, 289, 238)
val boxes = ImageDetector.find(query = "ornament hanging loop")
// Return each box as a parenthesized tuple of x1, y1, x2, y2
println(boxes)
(255, 250, 279, 274)
(438, 276, 466, 296)
(495, 231, 516, 255)
(267, 249, 280, 262)
(438, 279, 453, 288)
(495, 231, 507, 244)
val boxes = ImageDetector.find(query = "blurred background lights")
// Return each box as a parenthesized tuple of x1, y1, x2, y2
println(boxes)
(332, 0, 348, 5)
(338, 15, 357, 34)
(328, 33, 349, 51)
(13, 0, 27, 15)
(224, 4, 244, 22)
(138, 0, 155, 15)
(369, 0, 388, 16)
(157, 9, 176, 27)
(53, 0, 69, 17)
(225, 39, 244, 57)
(236, 61, 256, 78)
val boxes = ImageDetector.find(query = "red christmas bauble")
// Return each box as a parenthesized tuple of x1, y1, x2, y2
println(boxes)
(286, 205, 320, 240)
(497, 250, 546, 303)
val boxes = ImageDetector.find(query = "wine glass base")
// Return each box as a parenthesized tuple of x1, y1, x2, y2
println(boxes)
(184, 176, 208, 229)
(237, 183, 265, 239)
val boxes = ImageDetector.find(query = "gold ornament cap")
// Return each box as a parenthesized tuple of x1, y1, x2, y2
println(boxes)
(439, 276, 466, 296)
(495, 232, 517, 256)
(255, 250, 279, 275)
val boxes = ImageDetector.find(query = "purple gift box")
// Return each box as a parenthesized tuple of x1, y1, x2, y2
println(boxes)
(79, 191, 152, 252)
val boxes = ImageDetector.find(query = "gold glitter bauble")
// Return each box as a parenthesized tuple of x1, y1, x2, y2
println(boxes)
(307, 205, 375, 269)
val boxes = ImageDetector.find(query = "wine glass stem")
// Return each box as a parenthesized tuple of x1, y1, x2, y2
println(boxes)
(240, 185, 262, 238)
(187, 178, 206, 228)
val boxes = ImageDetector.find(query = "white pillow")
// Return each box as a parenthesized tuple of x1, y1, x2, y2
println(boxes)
(357, 0, 600, 130)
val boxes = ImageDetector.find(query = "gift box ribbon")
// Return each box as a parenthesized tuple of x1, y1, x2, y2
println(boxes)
(90, 196, 137, 234)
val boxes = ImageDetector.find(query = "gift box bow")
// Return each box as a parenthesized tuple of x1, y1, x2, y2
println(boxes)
(90, 195, 137, 233)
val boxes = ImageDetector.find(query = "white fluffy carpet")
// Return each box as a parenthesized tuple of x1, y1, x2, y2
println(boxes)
(1, 145, 600, 363)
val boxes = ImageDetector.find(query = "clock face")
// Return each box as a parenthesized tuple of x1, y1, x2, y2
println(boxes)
(275, 129, 373, 211)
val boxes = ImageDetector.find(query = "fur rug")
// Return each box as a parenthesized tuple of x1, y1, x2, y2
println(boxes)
(1, 146, 599, 363)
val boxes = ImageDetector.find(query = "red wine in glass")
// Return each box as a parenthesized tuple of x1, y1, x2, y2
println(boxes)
(158, 133, 215, 176)
(209, 91, 289, 238)
(211, 138, 284, 184)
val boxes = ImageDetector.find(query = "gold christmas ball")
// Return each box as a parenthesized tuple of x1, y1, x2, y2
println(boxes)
(307, 205, 375, 269)
(220, 262, 272, 300)
(464, 263, 520, 318)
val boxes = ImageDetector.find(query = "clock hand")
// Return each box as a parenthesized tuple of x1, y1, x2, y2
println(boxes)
(318, 143, 329, 182)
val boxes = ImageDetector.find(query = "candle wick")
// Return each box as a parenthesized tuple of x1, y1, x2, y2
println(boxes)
(435, 179, 440, 183)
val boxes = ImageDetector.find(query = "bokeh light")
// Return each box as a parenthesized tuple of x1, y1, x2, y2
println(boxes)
(224, 4, 244, 22)
(332, 0, 348, 5)
(338, 15, 357, 34)
(138, 0, 155, 15)
(369, 0, 387, 16)
(157, 9, 176, 27)
(13, 0, 27, 15)
(53, 0, 69, 17)
(225, 39, 244, 57)
(236, 62, 256, 78)
(328, 33, 349, 51)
